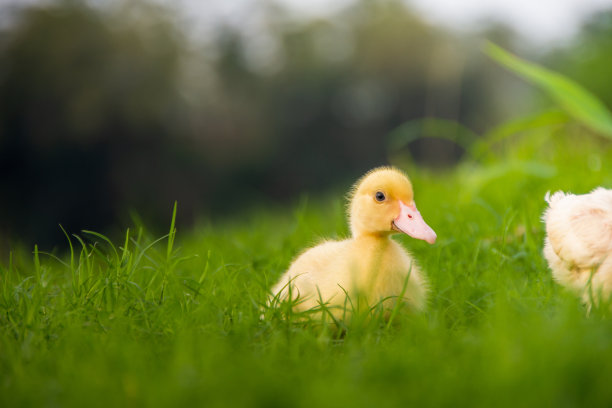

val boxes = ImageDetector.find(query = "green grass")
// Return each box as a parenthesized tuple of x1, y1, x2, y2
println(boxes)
(2, 131, 612, 407)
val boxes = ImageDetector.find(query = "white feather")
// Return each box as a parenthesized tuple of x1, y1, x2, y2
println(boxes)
(542, 187, 612, 306)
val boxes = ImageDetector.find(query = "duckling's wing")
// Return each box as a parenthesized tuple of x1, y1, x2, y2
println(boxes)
(544, 189, 612, 269)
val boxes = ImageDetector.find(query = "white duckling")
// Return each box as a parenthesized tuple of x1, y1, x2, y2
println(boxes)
(542, 188, 612, 307)
(270, 167, 437, 317)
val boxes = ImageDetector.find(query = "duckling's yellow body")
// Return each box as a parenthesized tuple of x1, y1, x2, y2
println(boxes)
(270, 167, 436, 316)
(543, 188, 612, 307)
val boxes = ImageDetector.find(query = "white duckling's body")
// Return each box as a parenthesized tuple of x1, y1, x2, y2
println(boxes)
(270, 167, 437, 316)
(543, 188, 612, 306)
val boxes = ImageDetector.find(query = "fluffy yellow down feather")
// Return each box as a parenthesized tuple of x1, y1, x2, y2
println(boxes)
(270, 167, 437, 317)
(543, 188, 612, 308)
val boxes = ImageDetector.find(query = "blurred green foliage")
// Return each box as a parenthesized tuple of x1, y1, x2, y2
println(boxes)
(0, 0, 512, 246)
(550, 12, 612, 112)
(0, 0, 611, 248)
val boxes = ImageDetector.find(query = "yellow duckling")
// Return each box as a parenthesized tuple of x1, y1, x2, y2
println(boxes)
(543, 188, 612, 308)
(270, 167, 437, 317)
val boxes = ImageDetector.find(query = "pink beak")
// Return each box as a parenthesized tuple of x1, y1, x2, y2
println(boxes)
(392, 201, 437, 244)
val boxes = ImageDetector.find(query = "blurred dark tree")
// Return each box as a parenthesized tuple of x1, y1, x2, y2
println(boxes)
(201, 1, 507, 195)
(0, 0, 522, 248)
(0, 1, 197, 246)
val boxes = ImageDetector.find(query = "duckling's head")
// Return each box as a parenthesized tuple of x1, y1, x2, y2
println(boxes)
(348, 167, 436, 244)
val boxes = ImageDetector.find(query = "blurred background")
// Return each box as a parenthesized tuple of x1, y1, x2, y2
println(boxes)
(1, 0, 612, 247)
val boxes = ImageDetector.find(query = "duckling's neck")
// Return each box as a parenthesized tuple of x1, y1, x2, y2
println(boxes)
(352, 231, 393, 244)
(351, 233, 394, 284)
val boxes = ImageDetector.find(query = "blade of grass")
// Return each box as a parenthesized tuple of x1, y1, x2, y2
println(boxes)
(82, 230, 119, 268)
(59, 224, 75, 271)
(167, 201, 178, 261)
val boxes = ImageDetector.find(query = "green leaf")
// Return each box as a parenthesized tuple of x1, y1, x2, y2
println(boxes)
(483, 41, 612, 138)
(471, 109, 570, 160)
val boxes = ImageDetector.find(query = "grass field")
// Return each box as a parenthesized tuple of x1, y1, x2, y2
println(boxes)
(2, 130, 612, 407)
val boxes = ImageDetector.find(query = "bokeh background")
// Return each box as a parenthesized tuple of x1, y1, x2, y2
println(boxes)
(1, 0, 612, 248)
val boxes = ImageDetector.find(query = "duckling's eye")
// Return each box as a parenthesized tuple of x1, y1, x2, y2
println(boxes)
(375, 191, 386, 202)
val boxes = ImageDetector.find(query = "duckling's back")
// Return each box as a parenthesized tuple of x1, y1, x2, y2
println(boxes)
(543, 188, 612, 304)
(270, 239, 353, 311)
(270, 237, 427, 314)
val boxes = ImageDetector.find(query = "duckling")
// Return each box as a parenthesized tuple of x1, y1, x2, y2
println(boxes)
(542, 188, 612, 307)
(270, 167, 437, 317)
